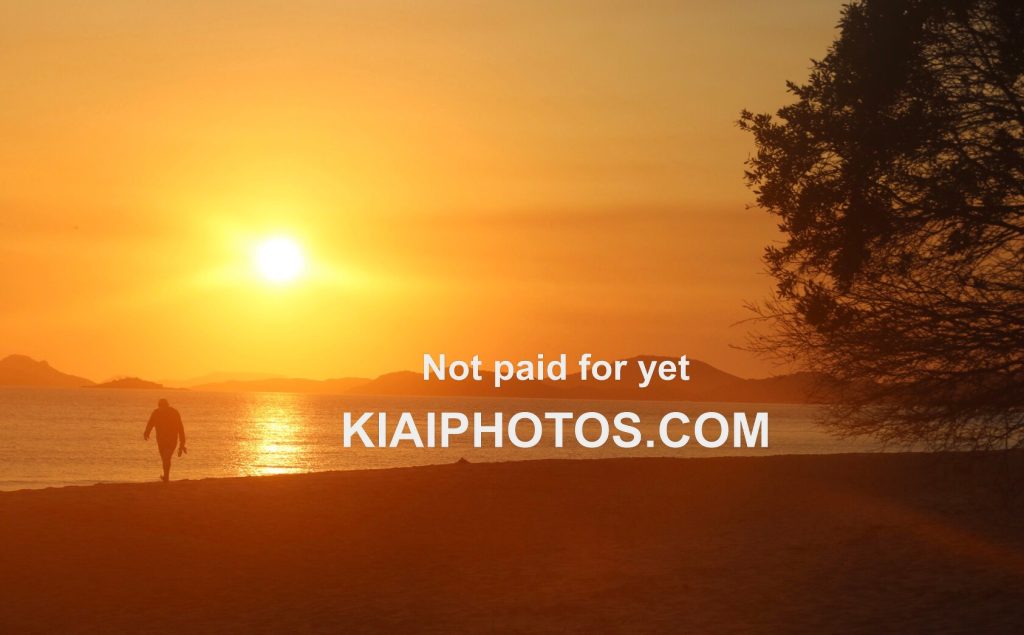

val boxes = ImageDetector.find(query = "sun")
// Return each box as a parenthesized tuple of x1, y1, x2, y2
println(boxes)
(254, 237, 305, 283)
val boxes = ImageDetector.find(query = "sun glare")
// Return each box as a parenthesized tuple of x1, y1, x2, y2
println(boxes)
(255, 237, 305, 283)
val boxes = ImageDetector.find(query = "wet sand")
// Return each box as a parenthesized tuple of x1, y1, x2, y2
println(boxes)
(2, 453, 1023, 633)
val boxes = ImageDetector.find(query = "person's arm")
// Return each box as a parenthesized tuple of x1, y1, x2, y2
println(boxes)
(144, 411, 156, 440)
(177, 413, 187, 455)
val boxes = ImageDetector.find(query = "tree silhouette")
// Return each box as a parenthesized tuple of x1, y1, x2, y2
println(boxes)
(739, 0, 1023, 449)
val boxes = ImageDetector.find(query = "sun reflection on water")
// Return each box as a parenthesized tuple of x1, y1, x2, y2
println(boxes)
(242, 393, 305, 476)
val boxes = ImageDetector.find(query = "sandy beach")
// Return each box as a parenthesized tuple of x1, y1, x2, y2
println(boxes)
(2, 453, 1023, 633)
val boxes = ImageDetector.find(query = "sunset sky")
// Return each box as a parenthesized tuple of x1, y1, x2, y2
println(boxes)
(0, 1, 842, 382)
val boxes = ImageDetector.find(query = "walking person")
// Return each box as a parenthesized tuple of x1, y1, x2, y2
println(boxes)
(143, 398, 186, 482)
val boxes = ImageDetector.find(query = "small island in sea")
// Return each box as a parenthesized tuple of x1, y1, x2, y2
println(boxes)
(89, 377, 170, 390)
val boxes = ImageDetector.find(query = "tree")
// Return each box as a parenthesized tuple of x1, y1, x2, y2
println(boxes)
(739, 0, 1023, 450)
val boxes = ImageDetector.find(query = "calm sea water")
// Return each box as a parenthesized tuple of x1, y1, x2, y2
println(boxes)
(0, 387, 880, 490)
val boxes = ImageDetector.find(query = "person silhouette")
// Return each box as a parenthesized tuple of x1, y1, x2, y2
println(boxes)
(143, 398, 187, 482)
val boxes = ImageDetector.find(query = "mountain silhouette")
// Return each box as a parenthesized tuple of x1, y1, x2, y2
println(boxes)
(0, 354, 94, 387)
(559, 356, 741, 400)
(349, 356, 832, 404)
(0, 353, 832, 403)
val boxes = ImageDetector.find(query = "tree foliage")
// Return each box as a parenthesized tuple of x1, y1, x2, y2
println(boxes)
(739, 0, 1023, 449)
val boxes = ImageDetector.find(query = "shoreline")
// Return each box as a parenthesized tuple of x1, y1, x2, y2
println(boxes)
(0, 449, 941, 494)
(0, 444, 974, 493)
(1, 449, 900, 494)
(2, 452, 1023, 633)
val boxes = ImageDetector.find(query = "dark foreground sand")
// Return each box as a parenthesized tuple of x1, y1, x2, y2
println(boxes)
(2, 453, 1024, 634)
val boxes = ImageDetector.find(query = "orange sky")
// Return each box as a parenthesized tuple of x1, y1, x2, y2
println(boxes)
(0, 1, 842, 382)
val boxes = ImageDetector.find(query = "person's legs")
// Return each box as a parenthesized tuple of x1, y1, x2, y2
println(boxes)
(158, 445, 173, 482)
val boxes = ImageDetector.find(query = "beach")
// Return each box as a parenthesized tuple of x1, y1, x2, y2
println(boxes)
(2, 453, 1023, 633)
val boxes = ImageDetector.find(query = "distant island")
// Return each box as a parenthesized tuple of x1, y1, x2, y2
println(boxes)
(0, 353, 834, 404)
(89, 377, 167, 390)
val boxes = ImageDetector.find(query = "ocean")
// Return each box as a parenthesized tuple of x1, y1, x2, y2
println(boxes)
(0, 387, 880, 490)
